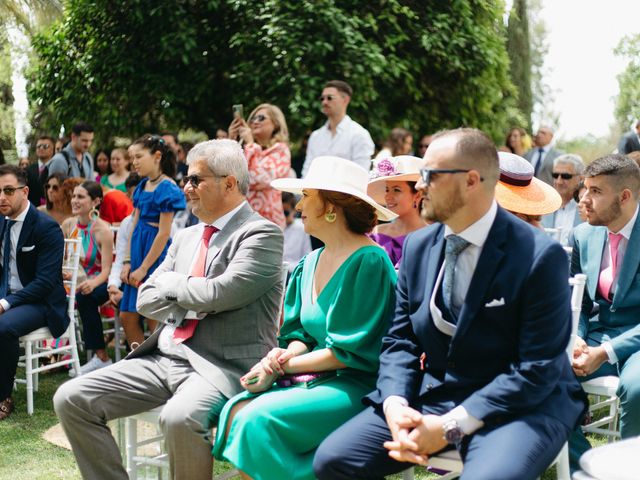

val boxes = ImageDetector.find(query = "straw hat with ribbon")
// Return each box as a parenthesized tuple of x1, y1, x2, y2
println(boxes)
(271, 156, 397, 222)
(495, 151, 562, 216)
(366, 155, 423, 205)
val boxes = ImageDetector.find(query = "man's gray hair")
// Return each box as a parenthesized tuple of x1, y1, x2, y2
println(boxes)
(186, 139, 250, 195)
(554, 153, 585, 175)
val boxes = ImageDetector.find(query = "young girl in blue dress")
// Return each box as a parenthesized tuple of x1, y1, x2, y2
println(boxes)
(119, 135, 186, 347)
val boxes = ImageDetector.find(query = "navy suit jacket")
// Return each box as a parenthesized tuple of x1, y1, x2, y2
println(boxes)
(367, 207, 586, 430)
(618, 131, 640, 155)
(1, 205, 68, 337)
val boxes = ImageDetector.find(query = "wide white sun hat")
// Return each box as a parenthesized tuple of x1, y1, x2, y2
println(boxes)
(271, 156, 397, 222)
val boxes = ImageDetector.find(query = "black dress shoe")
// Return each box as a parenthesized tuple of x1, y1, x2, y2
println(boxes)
(0, 396, 14, 420)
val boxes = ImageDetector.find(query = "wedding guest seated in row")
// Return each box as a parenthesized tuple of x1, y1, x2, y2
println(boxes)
(495, 151, 561, 229)
(314, 128, 586, 480)
(212, 156, 398, 480)
(570, 154, 640, 468)
(55, 139, 284, 479)
(37, 173, 75, 225)
(282, 192, 311, 275)
(367, 155, 427, 267)
(62, 181, 114, 375)
(541, 154, 585, 245)
(100, 147, 130, 192)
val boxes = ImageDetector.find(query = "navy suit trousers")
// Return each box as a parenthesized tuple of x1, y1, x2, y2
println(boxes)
(314, 405, 570, 480)
(0, 303, 48, 398)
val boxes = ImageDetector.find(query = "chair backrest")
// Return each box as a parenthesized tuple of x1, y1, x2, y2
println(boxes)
(63, 238, 82, 322)
(567, 273, 587, 356)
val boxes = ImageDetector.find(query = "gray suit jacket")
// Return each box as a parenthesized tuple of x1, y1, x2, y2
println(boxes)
(133, 203, 284, 398)
(525, 147, 563, 186)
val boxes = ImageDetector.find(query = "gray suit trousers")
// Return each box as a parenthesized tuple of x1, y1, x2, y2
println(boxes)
(54, 354, 228, 480)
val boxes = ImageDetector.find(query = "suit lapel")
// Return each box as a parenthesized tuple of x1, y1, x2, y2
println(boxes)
(16, 205, 36, 251)
(204, 203, 253, 274)
(613, 214, 640, 305)
(423, 227, 445, 303)
(451, 208, 507, 344)
(586, 227, 607, 300)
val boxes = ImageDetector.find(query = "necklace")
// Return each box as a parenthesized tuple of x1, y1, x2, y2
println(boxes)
(149, 173, 164, 184)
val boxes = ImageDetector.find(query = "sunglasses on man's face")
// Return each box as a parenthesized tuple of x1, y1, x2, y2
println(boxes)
(249, 114, 268, 124)
(36, 144, 51, 150)
(319, 95, 336, 102)
(184, 173, 227, 188)
(551, 172, 576, 180)
(0, 186, 26, 196)
(419, 168, 479, 186)
(45, 184, 60, 191)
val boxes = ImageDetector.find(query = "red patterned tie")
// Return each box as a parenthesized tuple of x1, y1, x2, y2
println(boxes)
(173, 225, 218, 343)
(598, 232, 623, 301)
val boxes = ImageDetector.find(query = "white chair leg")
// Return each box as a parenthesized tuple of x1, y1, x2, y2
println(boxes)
(25, 340, 34, 415)
(114, 313, 122, 362)
(32, 350, 39, 392)
(126, 416, 138, 480)
(555, 442, 570, 480)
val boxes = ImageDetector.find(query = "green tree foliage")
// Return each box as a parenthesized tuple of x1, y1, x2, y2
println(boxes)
(506, 0, 532, 131)
(614, 34, 640, 131)
(29, 0, 516, 145)
(0, 27, 16, 150)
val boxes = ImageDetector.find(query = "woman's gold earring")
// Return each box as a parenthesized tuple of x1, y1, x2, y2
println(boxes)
(325, 211, 336, 223)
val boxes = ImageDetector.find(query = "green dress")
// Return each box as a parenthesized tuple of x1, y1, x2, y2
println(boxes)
(100, 174, 127, 192)
(212, 245, 397, 480)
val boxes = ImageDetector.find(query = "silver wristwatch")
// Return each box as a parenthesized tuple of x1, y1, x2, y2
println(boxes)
(443, 418, 464, 444)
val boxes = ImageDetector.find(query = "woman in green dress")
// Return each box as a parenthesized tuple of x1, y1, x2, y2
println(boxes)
(211, 156, 399, 480)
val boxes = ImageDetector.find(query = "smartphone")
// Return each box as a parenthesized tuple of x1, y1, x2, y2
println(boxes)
(232, 104, 243, 120)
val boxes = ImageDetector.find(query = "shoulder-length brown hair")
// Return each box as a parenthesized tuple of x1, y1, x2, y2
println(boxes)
(248, 103, 289, 146)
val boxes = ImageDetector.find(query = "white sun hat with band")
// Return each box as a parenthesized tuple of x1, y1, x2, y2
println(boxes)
(271, 156, 397, 222)
(367, 155, 423, 205)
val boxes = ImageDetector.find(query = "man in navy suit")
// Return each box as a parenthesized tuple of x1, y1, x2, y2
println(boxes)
(0, 164, 67, 420)
(314, 128, 586, 480)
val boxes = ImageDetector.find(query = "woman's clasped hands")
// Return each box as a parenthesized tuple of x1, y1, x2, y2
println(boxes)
(240, 347, 296, 393)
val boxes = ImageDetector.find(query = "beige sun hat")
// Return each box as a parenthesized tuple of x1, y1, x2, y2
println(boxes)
(367, 155, 423, 204)
(271, 156, 397, 221)
(495, 151, 562, 216)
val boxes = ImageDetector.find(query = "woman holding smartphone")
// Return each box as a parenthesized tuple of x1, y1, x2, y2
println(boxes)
(228, 103, 291, 229)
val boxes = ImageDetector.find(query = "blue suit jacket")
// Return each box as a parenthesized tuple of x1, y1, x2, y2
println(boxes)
(1, 205, 68, 337)
(571, 213, 640, 363)
(367, 207, 586, 430)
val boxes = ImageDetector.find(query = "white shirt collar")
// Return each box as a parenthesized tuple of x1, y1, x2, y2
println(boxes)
(210, 201, 247, 232)
(323, 114, 351, 133)
(444, 200, 498, 248)
(610, 205, 638, 241)
(6, 202, 30, 223)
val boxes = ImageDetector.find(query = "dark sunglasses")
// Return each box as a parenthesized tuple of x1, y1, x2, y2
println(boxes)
(45, 184, 60, 191)
(419, 168, 482, 186)
(0, 186, 26, 196)
(249, 114, 268, 123)
(319, 95, 336, 102)
(184, 174, 227, 188)
(551, 172, 576, 180)
(36, 144, 51, 149)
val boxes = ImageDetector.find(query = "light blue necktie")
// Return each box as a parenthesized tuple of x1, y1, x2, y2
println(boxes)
(0, 220, 16, 298)
(443, 234, 471, 318)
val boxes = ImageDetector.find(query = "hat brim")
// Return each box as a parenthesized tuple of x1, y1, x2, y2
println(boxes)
(271, 178, 398, 222)
(495, 177, 562, 216)
(367, 173, 421, 205)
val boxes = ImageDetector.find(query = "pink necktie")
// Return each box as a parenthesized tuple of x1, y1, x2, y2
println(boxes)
(173, 225, 218, 343)
(598, 232, 623, 301)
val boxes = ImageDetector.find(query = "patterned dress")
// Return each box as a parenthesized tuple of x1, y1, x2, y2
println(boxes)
(244, 142, 291, 230)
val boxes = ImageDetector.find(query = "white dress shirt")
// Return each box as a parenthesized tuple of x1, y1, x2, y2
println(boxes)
(283, 219, 311, 273)
(157, 201, 247, 358)
(531, 144, 551, 172)
(302, 115, 374, 176)
(0, 202, 30, 311)
(384, 201, 498, 435)
(600, 205, 639, 364)
(108, 215, 133, 289)
(554, 199, 578, 246)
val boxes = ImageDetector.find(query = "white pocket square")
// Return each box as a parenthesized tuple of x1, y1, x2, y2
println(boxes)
(21, 245, 35, 252)
(485, 298, 505, 307)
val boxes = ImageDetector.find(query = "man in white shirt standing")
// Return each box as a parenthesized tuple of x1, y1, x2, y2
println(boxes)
(301, 80, 374, 177)
(542, 153, 585, 245)
(525, 125, 563, 186)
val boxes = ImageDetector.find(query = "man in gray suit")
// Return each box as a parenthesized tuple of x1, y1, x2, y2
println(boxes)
(54, 139, 284, 480)
(525, 125, 563, 186)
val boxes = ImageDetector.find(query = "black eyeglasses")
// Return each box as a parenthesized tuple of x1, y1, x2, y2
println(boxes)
(249, 114, 268, 124)
(36, 144, 51, 150)
(419, 168, 481, 186)
(551, 172, 576, 180)
(184, 174, 227, 188)
(319, 95, 336, 102)
(0, 186, 26, 196)
(45, 184, 60, 191)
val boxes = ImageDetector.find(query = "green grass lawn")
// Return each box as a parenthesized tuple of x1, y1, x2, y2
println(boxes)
(1, 369, 606, 480)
